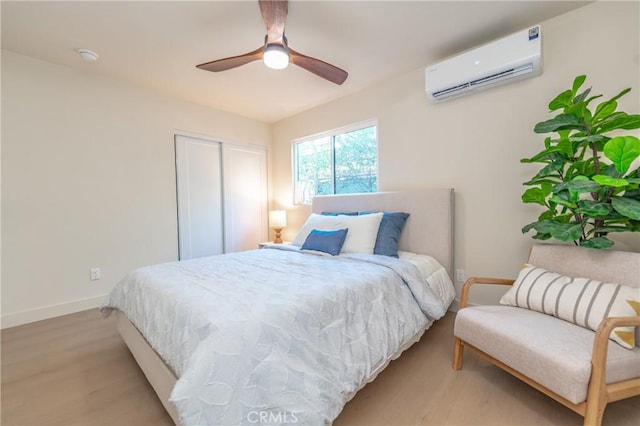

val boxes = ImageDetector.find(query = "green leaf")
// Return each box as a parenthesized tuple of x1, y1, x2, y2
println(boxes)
(557, 138, 574, 157)
(548, 90, 573, 111)
(535, 159, 564, 178)
(569, 135, 606, 144)
(580, 237, 614, 249)
(593, 100, 617, 121)
(594, 226, 632, 233)
(532, 233, 552, 240)
(573, 87, 592, 105)
(549, 194, 577, 208)
(609, 87, 632, 103)
(523, 177, 561, 187)
(571, 75, 586, 96)
(522, 188, 548, 206)
(522, 222, 536, 233)
(598, 114, 640, 132)
(611, 197, 640, 220)
(534, 114, 581, 133)
(520, 146, 562, 163)
(568, 158, 596, 177)
(522, 222, 554, 240)
(593, 175, 629, 188)
(538, 210, 555, 221)
(583, 94, 603, 107)
(552, 179, 601, 194)
(555, 213, 575, 223)
(522, 220, 555, 234)
(583, 107, 593, 127)
(548, 222, 584, 241)
(603, 136, 640, 174)
(576, 200, 612, 217)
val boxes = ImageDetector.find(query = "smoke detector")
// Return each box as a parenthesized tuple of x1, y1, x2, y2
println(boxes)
(77, 49, 99, 62)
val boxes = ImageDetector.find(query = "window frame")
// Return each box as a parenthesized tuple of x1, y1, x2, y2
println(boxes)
(292, 119, 378, 205)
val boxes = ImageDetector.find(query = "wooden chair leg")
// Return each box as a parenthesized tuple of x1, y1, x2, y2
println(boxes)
(583, 381, 607, 426)
(452, 337, 464, 370)
(583, 400, 606, 426)
(584, 319, 614, 426)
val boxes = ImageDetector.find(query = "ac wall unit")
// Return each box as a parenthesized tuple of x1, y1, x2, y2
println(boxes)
(425, 25, 542, 103)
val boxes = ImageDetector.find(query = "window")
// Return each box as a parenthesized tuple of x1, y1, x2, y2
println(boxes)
(294, 122, 377, 205)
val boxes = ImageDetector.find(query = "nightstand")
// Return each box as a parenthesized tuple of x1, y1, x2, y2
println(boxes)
(258, 241, 291, 249)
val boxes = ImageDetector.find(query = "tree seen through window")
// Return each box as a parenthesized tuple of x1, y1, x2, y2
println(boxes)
(294, 124, 377, 204)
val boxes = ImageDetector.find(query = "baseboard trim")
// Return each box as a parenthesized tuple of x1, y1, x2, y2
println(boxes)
(1, 294, 107, 329)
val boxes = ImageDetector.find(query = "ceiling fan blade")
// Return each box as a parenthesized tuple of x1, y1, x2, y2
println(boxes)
(197, 0, 350, 84)
(289, 48, 348, 85)
(259, 0, 288, 43)
(196, 46, 264, 72)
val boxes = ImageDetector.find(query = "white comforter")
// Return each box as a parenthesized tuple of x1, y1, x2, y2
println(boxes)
(101, 246, 453, 425)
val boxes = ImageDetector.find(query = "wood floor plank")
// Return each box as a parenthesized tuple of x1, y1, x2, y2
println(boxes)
(1, 309, 638, 425)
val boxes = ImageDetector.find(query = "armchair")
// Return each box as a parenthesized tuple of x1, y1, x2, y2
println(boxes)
(453, 244, 640, 426)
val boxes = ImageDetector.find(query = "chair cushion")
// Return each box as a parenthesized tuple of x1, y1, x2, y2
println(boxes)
(454, 305, 640, 404)
(500, 265, 640, 349)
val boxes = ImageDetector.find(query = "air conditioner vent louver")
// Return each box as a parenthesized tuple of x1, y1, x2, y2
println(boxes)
(426, 26, 542, 103)
(432, 82, 470, 98)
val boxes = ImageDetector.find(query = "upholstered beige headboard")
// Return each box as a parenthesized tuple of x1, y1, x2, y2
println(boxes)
(311, 189, 455, 278)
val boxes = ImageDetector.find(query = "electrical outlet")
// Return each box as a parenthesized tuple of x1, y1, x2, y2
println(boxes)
(90, 267, 101, 281)
(456, 269, 465, 283)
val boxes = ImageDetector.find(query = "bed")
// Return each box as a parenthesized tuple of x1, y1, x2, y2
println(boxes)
(101, 188, 455, 425)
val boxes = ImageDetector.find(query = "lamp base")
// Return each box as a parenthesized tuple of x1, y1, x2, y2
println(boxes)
(273, 228, 283, 244)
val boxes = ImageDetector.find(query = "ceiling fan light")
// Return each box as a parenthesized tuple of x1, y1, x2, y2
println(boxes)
(263, 44, 289, 70)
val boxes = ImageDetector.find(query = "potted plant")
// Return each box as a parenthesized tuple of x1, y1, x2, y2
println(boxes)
(521, 75, 640, 249)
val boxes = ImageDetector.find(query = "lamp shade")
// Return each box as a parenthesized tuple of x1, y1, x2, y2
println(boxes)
(269, 210, 287, 228)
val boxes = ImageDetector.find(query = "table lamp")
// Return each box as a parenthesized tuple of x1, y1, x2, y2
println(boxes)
(269, 210, 287, 243)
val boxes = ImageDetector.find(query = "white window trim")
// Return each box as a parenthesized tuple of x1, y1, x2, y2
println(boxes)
(291, 119, 378, 205)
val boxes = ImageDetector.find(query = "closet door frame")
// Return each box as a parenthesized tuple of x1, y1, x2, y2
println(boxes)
(174, 131, 268, 258)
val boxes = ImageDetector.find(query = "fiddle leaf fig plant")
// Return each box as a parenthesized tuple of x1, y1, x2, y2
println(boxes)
(521, 75, 640, 249)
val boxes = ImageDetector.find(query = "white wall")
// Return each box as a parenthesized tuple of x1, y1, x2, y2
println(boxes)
(271, 1, 640, 305)
(1, 51, 271, 327)
(2, 2, 639, 327)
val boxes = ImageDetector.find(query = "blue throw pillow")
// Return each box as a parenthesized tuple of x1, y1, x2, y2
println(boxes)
(361, 212, 410, 257)
(301, 228, 349, 256)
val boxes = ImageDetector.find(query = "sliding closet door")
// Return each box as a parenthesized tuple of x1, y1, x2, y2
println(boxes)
(175, 135, 224, 260)
(222, 144, 268, 252)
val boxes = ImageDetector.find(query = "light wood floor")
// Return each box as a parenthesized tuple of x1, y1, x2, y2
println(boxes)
(2, 309, 639, 426)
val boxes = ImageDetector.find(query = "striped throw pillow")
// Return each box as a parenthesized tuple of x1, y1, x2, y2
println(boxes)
(500, 265, 640, 349)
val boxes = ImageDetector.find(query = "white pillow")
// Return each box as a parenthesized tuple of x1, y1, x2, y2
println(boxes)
(335, 212, 383, 254)
(500, 265, 640, 349)
(292, 214, 337, 246)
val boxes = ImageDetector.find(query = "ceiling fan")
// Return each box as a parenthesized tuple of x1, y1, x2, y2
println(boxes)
(196, 0, 348, 85)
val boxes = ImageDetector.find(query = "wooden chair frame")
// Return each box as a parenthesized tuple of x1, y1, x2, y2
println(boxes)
(453, 277, 640, 426)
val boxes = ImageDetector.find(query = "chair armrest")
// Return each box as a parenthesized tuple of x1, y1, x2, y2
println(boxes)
(592, 316, 640, 365)
(587, 316, 640, 405)
(459, 277, 515, 309)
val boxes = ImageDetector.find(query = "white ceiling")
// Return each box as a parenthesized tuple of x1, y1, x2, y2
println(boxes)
(1, 0, 591, 123)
